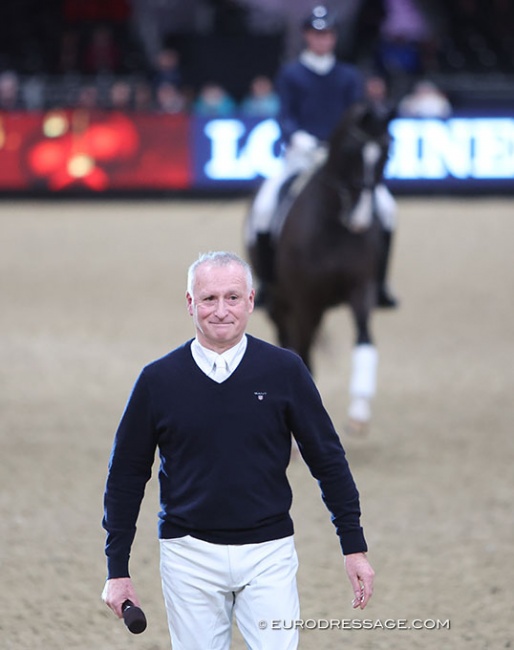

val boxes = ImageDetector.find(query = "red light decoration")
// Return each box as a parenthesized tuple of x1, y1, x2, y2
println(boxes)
(28, 111, 139, 191)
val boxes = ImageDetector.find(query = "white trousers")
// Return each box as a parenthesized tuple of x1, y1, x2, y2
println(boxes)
(247, 143, 326, 240)
(160, 535, 300, 650)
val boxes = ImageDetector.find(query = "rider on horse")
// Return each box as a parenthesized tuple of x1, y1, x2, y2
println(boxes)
(250, 5, 398, 308)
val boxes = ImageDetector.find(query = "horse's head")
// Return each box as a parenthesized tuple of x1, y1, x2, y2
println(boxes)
(326, 103, 394, 230)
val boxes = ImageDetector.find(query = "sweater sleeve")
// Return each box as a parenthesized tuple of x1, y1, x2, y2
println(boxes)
(275, 65, 301, 144)
(102, 370, 158, 578)
(287, 357, 368, 555)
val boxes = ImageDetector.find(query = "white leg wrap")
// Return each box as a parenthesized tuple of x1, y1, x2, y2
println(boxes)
(349, 343, 378, 397)
(348, 396, 372, 423)
(348, 344, 378, 423)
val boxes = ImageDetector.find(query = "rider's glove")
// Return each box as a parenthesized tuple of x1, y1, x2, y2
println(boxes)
(290, 130, 319, 153)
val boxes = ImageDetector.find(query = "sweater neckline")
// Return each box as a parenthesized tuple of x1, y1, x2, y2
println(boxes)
(187, 335, 255, 385)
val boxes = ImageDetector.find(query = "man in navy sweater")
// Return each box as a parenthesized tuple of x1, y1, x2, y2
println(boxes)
(249, 5, 398, 309)
(102, 251, 374, 649)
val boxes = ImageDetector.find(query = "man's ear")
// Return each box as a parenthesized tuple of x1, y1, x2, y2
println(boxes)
(186, 291, 193, 315)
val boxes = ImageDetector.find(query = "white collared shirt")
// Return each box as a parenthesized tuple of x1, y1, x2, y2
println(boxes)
(300, 50, 336, 75)
(191, 335, 248, 382)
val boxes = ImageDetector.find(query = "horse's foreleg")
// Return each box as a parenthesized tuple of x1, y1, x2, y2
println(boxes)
(285, 304, 323, 372)
(267, 292, 291, 349)
(348, 343, 378, 426)
(347, 291, 378, 430)
(351, 288, 374, 346)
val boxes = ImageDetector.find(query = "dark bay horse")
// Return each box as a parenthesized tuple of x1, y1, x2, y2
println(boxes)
(247, 103, 395, 430)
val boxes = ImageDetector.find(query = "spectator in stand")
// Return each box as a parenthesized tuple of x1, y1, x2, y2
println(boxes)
(83, 25, 121, 75)
(397, 79, 452, 118)
(75, 83, 101, 110)
(133, 79, 155, 112)
(0, 71, 22, 110)
(108, 79, 133, 111)
(129, 0, 191, 66)
(58, 29, 81, 74)
(193, 83, 236, 117)
(22, 76, 46, 111)
(240, 75, 280, 118)
(155, 81, 187, 114)
(364, 73, 395, 118)
(375, 0, 444, 84)
(152, 47, 182, 91)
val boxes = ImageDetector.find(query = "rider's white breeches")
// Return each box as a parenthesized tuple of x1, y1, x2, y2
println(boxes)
(248, 143, 326, 239)
(250, 163, 292, 235)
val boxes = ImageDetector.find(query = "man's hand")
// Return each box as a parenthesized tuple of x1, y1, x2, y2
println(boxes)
(344, 552, 375, 609)
(101, 577, 140, 619)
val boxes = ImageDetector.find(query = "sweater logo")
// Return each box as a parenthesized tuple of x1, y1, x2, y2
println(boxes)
(254, 391, 267, 401)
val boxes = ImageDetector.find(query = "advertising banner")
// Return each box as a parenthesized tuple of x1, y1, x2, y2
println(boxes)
(0, 112, 512, 194)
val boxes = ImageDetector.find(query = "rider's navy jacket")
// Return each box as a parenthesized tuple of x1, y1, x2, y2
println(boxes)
(103, 335, 367, 578)
(276, 58, 364, 143)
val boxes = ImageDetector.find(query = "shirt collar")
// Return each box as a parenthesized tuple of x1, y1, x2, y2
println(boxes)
(191, 335, 248, 375)
(300, 50, 336, 75)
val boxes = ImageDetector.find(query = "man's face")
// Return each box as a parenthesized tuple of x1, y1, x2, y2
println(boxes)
(186, 262, 255, 352)
(304, 28, 337, 56)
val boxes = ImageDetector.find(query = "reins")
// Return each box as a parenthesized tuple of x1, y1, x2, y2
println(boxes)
(316, 120, 390, 231)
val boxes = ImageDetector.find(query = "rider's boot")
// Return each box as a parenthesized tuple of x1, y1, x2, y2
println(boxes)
(377, 229, 399, 309)
(254, 232, 275, 308)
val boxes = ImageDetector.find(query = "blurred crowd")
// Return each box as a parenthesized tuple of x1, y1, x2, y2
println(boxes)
(0, 0, 512, 115)
(0, 62, 281, 117)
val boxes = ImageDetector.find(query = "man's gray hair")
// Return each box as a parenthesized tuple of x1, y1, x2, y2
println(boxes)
(187, 251, 254, 294)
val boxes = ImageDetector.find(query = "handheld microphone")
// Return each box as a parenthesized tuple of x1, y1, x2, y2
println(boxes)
(122, 599, 147, 634)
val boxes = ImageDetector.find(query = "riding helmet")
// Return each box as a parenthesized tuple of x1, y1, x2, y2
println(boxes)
(302, 5, 337, 31)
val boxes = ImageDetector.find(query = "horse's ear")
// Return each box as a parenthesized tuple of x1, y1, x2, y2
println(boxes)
(362, 101, 397, 130)
(357, 102, 384, 132)
(353, 102, 371, 123)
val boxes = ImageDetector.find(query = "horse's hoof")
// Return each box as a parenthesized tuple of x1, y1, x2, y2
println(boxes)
(345, 419, 370, 437)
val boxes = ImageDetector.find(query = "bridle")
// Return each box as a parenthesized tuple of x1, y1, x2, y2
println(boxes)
(319, 120, 391, 231)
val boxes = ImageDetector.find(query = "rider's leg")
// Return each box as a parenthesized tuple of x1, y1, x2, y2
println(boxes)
(250, 173, 286, 307)
(377, 229, 398, 308)
(375, 184, 399, 309)
(250, 173, 284, 235)
(250, 144, 326, 307)
(253, 232, 275, 307)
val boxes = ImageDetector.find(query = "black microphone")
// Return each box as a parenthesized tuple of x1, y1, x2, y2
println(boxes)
(122, 599, 147, 634)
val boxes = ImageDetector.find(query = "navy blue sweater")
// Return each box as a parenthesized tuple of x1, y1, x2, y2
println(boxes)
(103, 335, 367, 578)
(276, 59, 363, 143)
